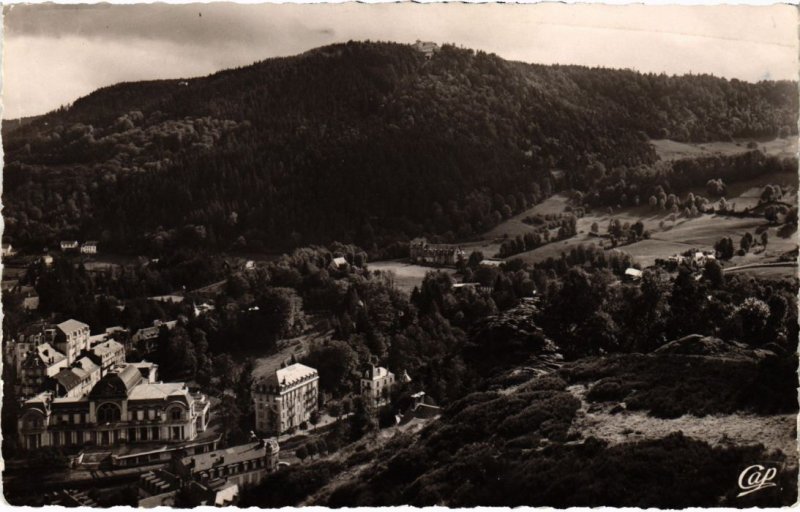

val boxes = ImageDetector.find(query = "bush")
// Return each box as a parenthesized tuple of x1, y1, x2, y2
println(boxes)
(586, 378, 630, 402)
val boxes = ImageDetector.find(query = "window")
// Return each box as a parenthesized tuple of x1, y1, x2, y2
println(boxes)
(170, 407, 183, 421)
(97, 403, 121, 423)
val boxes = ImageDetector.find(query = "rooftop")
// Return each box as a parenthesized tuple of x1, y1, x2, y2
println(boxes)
(35, 343, 66, 366)
(57, 319, 89, 335)
(128, 382, 188, 401)
(268, 363, 318, 390)
(92, 339, 124, 357)
(182, 440, 278, 473)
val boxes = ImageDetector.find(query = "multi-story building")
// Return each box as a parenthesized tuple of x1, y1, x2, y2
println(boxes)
(17, 363, 210, 450)
(138, 439, 279, 507)
(90, 339, 126, 374)
(409, 238, 466, 267)
(18, 343, 68, 398)
(253, 363, 319, 435)
(80, 241, 98, 254)
(360, 365, 396, 407)
(177, 439, 280, 489)
(53, 357, 101, 398)
(55, 319, 91, 365)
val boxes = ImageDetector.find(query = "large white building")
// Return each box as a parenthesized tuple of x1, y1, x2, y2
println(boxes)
(253, 363, 319, 435)
(18, 363, 210, 450)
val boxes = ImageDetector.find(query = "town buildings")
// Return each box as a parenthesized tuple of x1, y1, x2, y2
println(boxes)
(17, 363, 210, 450)
(360, 365, 396, 407)
(53, 356, 101, 398)
(253, 363, 319, 435)
(55, 319, 91, 365)
(60, 240, 79, 252)
(81, 241, 99, 254)
(17, 343, 69, 397)
(138, 439, 280, 507)
(409, 238, 466, 266)
(91, 339, 127, 374)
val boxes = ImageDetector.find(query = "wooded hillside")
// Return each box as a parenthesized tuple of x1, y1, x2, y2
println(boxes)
(3, 41, 796, 254)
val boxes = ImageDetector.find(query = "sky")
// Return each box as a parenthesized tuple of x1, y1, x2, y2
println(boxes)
(2, 3, 798, 119)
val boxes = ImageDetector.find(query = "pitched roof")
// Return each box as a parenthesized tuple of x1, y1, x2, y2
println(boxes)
(128, 382, 187, 401)
(363, 366, 392, 380)
(92, 339, 124, 357)
(54, 357, 98, 391)
(36, 343, 66, 367)
(57, 319, 89, 335)
(182, 440, 278, 473)
(262, 363, 318, 390)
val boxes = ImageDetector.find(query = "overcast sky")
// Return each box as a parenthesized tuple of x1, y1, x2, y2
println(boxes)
(3, 3, 797, 119)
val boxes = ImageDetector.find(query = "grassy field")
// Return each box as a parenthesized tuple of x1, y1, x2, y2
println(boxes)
(368, 260, 457, 294)
(651, 137, 797, 161)
(481, 171, 797, 274)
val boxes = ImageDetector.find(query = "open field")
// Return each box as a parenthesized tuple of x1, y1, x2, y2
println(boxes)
(651, 137, 798, 161)
(368, 260, 457, 294)
(483, 173, 797, 274)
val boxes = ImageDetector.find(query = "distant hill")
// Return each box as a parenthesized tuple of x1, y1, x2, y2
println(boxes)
(3, 41, 797, 254)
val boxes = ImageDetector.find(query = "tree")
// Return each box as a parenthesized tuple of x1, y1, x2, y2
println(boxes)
(327, 401, 342, 420)
(306, 441, 318, 458)
(309, 410, 321, 431)
(296, 445, 308, 461)
(302, 340, 359, 396)
(590, 222, 599, 234)
(703, 260, 724, 288)
(733, 298, 771, 345)
(760, 231, 769, 246)
(349, 396, 377, 441)
(740, 232, 753, 253)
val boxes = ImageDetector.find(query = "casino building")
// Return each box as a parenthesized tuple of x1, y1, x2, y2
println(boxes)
(17, 363, 210, 450)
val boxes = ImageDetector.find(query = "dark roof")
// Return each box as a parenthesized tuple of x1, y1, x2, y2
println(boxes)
(89, 364, 143, 398)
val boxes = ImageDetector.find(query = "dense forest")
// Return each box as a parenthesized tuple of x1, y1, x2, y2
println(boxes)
(3, 41, 797, 254)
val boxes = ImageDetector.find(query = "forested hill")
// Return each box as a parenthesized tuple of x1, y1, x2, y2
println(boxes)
(3, 41, 797, 254)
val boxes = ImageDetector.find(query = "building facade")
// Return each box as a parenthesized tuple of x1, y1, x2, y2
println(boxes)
(360, 365, 396, 407)
(53, 356, 101, 398)
(17, 363, 210, 450)
(409, 238, 466, 266)
(253, 363, 319, 435)
(91, 339, 126, 374)
(55, 319, 91, 365)
(18, 343, 68, 398)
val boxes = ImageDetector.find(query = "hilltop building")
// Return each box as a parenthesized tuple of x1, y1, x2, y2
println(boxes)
(17, 363, 210, 450)
(413, 40, 439, 59)
(253, 363, 319, 435)
(360, 365, 396, 407)
(409, 238, 466, 267)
